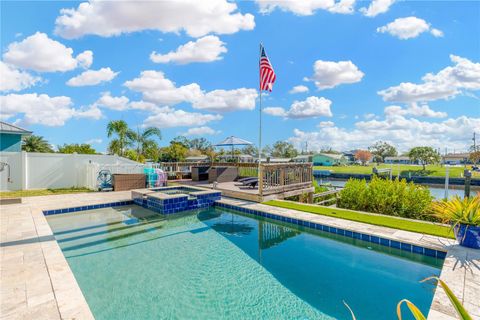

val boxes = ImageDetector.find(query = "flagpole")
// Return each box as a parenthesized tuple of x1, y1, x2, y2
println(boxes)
(258, 43, 263, 181)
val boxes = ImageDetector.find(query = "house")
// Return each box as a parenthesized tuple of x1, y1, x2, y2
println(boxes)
(185, 155, 209, 162)
(312, 153, 347, 166)
(341, 151, 356, 163)
(292, 155, 312, 163)
(384, 156, 417, 165)
(442, 153, 471, 165)
(0, 121, 31, 152)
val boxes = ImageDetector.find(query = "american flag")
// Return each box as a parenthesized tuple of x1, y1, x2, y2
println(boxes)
(259, 45, 276, 92)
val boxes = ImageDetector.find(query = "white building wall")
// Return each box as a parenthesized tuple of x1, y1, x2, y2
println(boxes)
(0, 151, 143, 191)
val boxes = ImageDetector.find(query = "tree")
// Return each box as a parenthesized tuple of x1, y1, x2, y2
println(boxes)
(271, 141, 298, 158)
(159, 142, 188, 162)
(241, 145, 257, 157)
(189, 138, 212, 152)
(131, 127, 161, 161)
(368, 141, 397, 163)
(106, 120, 134, 156)
(470, 151, 480, 165)
(408, 146, 441, 170)
(171, 136, 190, 148)
(57, 143, 96, 154)
(354, 150, 372, 166)
(22, 135, 53, 153)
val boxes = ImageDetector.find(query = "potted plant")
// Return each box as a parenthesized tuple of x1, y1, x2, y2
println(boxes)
(430, 193, 480, 249)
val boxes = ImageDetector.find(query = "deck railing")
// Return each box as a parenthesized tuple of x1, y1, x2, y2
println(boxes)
(155, 162, 314, 196)
(259, 163, 313, 195)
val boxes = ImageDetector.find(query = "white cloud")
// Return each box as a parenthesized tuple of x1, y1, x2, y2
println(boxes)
(143, 108, 222, 128)
(86, 138, 102, 144)
(66, 68, 118, 87)
(264, 107, 287, 117)
(360, 0, 395, 17)
(289, 85, 309, 94)
(75, 104, 103, 120)
(307, 59, 364, 89)
(76, 50, 93, 69)
(95, 92, 129, 111)
(129, 101, 159, 112)
(184, 126, 220, 136)
(430, 28, 444, 38)
(3, 32, 92, 72)
(264, 96, 333, 119)
(0, 93, 99, 126)
(124, 70, 203, 105)
(363, 113, 377, 120)
(377, 17, 443, 40)
(150, 36, 227, 64)
(0, 61, 41, 92)
(256, 0, 356, 16)
(192, 88, 258, 112)
(378, 55, 480, 102)
(124, 70, 257, 112)
(384, 103, 447, 118)
(318, 121, 335, 128)
(289, 115, 480, 152)
(55, 0, 255, 39)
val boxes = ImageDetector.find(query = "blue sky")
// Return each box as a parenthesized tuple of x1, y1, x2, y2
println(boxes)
(1, 0, 479, 153)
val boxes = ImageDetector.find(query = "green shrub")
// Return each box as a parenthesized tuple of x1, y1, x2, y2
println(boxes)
(337, 177, 433, 220)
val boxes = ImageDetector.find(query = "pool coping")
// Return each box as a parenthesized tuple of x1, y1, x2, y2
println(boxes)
(1, 192, 479, 320)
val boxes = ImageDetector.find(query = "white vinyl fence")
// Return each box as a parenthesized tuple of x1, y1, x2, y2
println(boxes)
(0, 151, 143, 191)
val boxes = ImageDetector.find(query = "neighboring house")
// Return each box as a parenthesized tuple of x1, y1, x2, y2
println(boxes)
(185, 155, 209, 162)
(312, 153, 347, 166)
(292, 155, 312, 163)
(442, 153, 471, 165)
(0, 121, 31, 152)
(384, 156, 417, 165)
(342, 150, 359, 163)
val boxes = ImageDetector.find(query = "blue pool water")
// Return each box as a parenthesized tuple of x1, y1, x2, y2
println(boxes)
(46, 205, 442, 320)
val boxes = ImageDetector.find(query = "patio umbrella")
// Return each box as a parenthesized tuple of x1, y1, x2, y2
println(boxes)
(215, 136, 253, 161)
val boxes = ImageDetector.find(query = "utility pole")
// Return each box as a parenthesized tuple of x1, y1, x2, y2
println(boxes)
(473, 132, 477, 151)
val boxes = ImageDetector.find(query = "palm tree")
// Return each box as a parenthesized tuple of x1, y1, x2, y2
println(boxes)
(131, 127, 162, 160)
(106, 120, 134, 156)
(22, 135, 53, 153)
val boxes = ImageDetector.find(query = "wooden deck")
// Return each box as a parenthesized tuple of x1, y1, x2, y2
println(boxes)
(179, 180, 314, 202)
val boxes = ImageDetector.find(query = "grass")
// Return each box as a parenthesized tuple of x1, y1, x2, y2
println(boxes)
(264, 200, 455, 239)
(0, 187, 93, 198)
(313, 164, 479, 179)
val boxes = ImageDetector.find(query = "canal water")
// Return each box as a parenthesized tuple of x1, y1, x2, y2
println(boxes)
(315, 178, 474, 200)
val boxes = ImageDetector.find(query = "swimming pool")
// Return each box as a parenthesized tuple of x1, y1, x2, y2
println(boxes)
(46, 205, 442, 320)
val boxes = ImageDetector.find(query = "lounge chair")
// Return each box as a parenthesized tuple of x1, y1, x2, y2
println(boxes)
(236, 177, 256, 182)
(244, 179, 258, 188)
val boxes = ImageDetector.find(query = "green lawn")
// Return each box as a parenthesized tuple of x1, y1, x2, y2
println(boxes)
(264, 200, 454, 239)
(313, 164, 478, 179)
(0, 187, 93, 198)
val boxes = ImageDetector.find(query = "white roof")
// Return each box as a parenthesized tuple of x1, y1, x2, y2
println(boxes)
(315, 153, 344, 160)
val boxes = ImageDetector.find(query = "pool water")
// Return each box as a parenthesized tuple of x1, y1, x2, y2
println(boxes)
(46, 205, 442, 320)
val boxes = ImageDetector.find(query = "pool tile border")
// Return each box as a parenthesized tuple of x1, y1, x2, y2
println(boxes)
(214, 201, 447, 259)
(42, 200, 134, 215)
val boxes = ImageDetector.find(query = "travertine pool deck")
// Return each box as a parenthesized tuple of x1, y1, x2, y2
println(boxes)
(1, 192, 479, 319)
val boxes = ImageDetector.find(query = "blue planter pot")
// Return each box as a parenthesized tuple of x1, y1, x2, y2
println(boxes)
(454, 224, 480, 249)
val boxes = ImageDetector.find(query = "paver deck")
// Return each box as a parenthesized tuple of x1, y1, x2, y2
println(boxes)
(1, 192, 479, 320)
